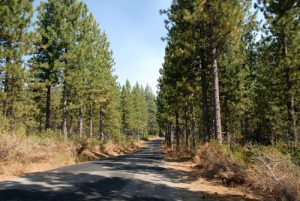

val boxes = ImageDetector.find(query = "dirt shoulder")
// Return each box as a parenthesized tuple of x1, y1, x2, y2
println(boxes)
(164, 160, 261, 201)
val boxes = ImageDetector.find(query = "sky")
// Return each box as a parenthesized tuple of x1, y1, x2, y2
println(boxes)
(81, 0, 172, 93)
(32, 0, 172, 92)
(32, 0, 262, 93)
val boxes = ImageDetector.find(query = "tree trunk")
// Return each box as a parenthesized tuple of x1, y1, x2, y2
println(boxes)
(3, 54, 11, 117)
(89, 105, 93, 138)
(165, 125, 170, 148)
(223, 97, 229, 144)
(45, 84, 51, 130)
(68, 114, 73, 134)
(3, 72, 9, 117)
(39, 112, 43, 132)
(175, 112, 180, 150)
(283, 34, 297, 145)
(242, 116, 249, 144)
(170, 125, 174, 150)
(78, 102, 83, 139)
(211, 20, 223, 144)
(62, 87, 68, 140)
(99, 106, 105, 142)
(191, 106, 196, 150)
(184, 104, 190, 149)
(54, 112, 58, 133)
(200, 56, 211, 141)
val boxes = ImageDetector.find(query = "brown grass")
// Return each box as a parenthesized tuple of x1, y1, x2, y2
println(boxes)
(0, 132, 147, 178)
(0, 133, 75, 177)
(75, 138, 145, 162)
(193, 142, 300, 201)
(164, 144, 194, 162)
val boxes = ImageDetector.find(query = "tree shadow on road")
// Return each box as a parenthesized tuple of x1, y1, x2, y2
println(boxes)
(0, 171, 257, 201)
(0, 140, 258, 201)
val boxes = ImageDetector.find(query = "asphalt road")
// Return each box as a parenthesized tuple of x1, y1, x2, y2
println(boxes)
(0, 139, 201, 201)
(0, 139, 250, 201)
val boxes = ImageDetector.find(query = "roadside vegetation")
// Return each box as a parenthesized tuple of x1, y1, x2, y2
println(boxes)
(0, 0, 158, 177)
(159, 0, 299, 200)
(0, 125, 147, 177)
(1, 0, 299, 200)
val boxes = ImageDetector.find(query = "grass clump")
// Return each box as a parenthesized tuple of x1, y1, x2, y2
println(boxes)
(194, 142, 300, 201)
(0, 131, 75, 176)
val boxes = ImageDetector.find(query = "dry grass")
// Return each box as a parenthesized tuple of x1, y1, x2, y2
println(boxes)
(0, 132, 75, 177)
(163, 143, 194, 162)
(193, 142, 300, 201)
(75, 138, 145, 162)
(0, 131, 147, 177)
(244, 147, 300, 201)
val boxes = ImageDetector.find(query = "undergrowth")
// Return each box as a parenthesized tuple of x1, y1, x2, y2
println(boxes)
(0, 125, 145, 177)
(193, 142, 300, 201)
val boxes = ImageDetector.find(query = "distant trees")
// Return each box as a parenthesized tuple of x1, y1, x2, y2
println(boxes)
(0, 0, 158, 143)
(121, 80, 158, 140)
(158, 0, 299, 149)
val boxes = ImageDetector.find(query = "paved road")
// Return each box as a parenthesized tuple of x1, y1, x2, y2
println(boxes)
(0, 139, 252, 201)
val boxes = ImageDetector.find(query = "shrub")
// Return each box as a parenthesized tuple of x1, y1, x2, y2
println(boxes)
(194, 142, 300, 200)
(0, 131, 75, 176)
(194, 142, 245, 184)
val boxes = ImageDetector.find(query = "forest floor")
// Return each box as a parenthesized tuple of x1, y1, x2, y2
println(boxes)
(164, 152, 261, 201)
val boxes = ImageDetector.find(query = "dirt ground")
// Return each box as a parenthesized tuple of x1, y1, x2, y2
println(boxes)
(164, 160, 261, 201)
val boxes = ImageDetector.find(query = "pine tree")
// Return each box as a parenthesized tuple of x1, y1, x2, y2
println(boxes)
(0, 0, 33, 120)
(259, 0, 300, 145)
(144, 85, 158, 135)
(121, 80, 135, 136)
(131, 83, 148, 139)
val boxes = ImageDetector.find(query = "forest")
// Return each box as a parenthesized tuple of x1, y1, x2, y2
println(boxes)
(157, 0, 300, 199)
(0, 0, 158, 141)
(158, 0, 299, 149)
(0, 0, 158, 176)
(0, 0, 300, 200)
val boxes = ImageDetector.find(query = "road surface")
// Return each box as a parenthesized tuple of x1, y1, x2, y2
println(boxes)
(0, 139, 254, 201)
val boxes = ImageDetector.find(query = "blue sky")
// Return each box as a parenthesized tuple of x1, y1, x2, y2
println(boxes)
(32, 0, 172, 92)
(82, 0, 172, 93)
(32, 0, 261, 93)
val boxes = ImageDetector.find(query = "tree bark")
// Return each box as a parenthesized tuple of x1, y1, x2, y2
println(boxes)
(78, 102, 83, 139)
(211, 20, 223, 144)
(184, 104, 190, 149)
(283, 34, 297, 145)
(39, 112, 42, 132)
(199, 55, 211, 141)
(170, 125, 174, 150)
(89, 105, 93, 138)
(45, 84, 51, 130)
(3, 73, 8, 117)
(68, 114, 73, 134)
(62, 87, 68, 140)
(191, 106, 196, 150)
(165, 125, 170, 148)
(3, 54, 11, 117)
(175, 112, 180, 150)
(99, 106, 105, 142)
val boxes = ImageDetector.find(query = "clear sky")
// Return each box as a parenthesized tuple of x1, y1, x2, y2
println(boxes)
(32, 1, 171, 93)
(81, 0, 172, 93)
(32, 0, 261, 93)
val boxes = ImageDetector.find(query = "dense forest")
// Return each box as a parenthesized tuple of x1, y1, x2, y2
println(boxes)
(1, 0, 300, 200)
(0, 0, 158, 142)
(158, 0, 299, 150)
